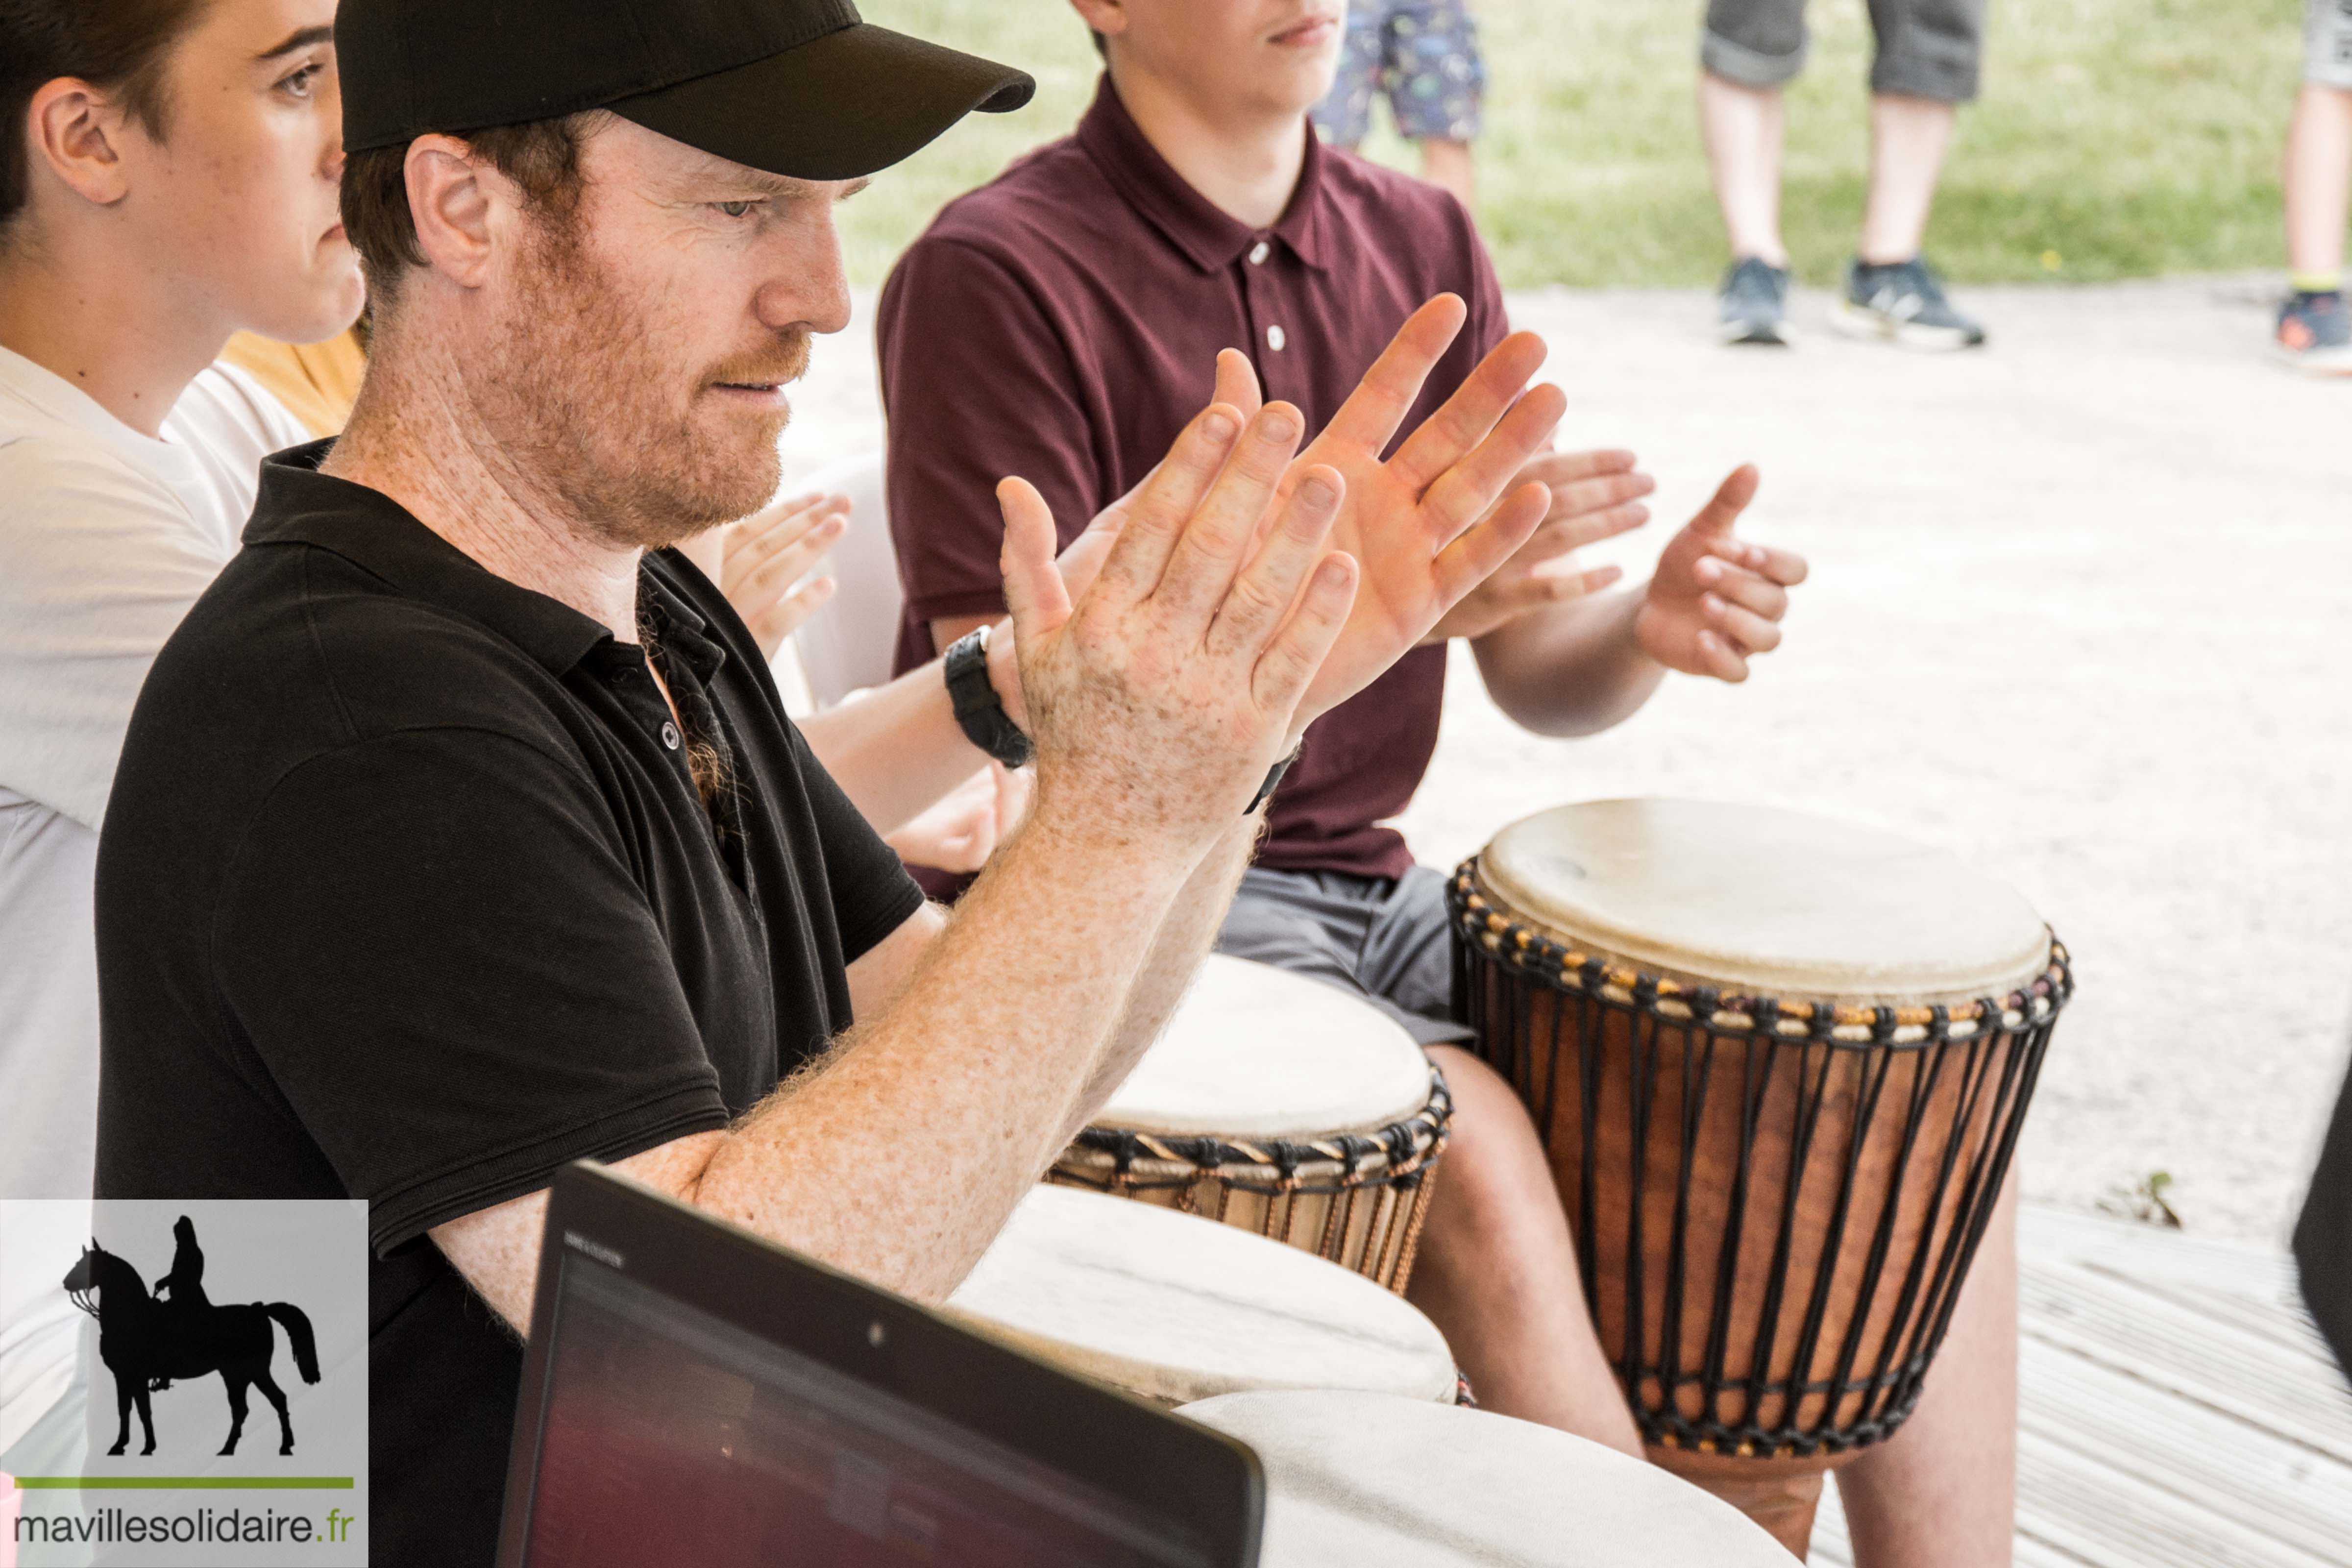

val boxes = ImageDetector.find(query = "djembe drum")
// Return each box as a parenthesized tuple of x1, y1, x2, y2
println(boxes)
(1048, 954, 1450, 1291)
(1450, 800, 2070, 1555)
(1177, 1391, 1793, 1567)
(945, 1185, 1460, 1407)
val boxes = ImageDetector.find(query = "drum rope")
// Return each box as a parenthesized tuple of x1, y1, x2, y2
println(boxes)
(1447, 859, 2074, 1459)
(1046, 1071, 1456, 1293)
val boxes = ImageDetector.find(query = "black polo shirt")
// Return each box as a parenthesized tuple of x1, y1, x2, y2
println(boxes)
(93, 442, 925, 1567)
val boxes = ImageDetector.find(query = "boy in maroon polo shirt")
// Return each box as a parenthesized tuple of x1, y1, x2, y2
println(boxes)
(881, 4, 2019, 1559)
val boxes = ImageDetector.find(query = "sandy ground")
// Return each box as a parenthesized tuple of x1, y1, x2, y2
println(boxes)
(781, 277, 2352, 1245)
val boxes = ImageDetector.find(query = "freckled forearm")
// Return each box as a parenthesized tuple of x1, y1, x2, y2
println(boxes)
(683, 804, 1197, 1300)
(430, 797, 1209, 1323)
(1058, 810, 1261, 1146)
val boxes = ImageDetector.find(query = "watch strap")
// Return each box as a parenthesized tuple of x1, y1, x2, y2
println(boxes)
(1247, 744, 1302, 816)
(944, 628, 1033, 769)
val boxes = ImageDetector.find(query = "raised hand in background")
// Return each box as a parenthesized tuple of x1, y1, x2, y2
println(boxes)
(1631, 466, 1807, 683)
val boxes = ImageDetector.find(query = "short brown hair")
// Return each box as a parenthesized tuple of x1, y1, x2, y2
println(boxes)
(340, 113, 597, 304)
(0, 0, 211, 231)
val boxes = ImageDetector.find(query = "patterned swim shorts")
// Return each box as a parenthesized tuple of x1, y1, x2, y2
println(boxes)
(1311, 0, 1486, 146)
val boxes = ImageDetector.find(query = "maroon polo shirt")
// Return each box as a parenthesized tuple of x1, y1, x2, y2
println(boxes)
(878, 76, 1506, 881)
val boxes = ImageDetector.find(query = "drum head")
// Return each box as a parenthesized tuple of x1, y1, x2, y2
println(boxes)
(1096, 955, 1433, 1138)
(1177, 1391, 1791, 1567)
(945, 1187, 1457, 1406)
(1479, 799, 2051, 1004)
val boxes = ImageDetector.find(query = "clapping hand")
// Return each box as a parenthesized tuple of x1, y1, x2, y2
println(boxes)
(1631, 466, 1808, 682)
(720, 491, 850, 660)
(886, 762, 1033, 874)
(1421, 447, 1655, 643)
(997, 400, 1358, 856)
(1206, 294, 1567, 721)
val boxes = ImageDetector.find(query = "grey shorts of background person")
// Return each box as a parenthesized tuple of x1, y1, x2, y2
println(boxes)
(1703, 0, 1989, 102)
(1214, 865, 1475, 1047)
(2310, 0, 2352, 91)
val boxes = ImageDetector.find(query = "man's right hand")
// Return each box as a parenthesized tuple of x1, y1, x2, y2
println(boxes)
(996, 401, 1356, 869)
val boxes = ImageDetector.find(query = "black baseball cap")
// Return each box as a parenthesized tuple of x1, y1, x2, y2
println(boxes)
(337, 0, 1035, 181)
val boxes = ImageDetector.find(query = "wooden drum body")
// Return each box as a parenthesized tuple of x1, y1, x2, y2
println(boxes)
(1048, 954, 1450, 1292)
(1450, 800, 2071, 1554)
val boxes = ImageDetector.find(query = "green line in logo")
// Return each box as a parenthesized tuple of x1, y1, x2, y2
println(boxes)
(8, 1478, 355, 1490)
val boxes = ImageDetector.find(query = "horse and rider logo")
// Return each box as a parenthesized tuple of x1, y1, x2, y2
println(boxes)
(61, 1216, 321, 1458)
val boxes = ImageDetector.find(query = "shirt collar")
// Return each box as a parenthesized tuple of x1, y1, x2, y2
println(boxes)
(639, 561, 729, 685)
(246, 441, 651, 679)
(1075, 74, 1328, 274)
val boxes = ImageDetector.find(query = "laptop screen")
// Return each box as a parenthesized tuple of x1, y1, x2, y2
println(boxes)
(515, 1247, 1213, 1568)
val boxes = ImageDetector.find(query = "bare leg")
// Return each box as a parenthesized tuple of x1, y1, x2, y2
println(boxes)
(1409, 1046, 1644, 1456)
(1836, 1171, 2019, 1568)
(1416, 138, 1476, 212)
(1700, 73, 1789, 267)
(1859, 93, 1959, 264)
(2284, 83, 2352, 281)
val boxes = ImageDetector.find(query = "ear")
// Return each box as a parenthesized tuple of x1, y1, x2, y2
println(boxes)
(22, 77, 140, 210)
(402, 133, 504, 291)
(1065, 0, 1129, 42)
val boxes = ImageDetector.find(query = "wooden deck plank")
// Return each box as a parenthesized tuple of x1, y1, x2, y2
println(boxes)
(2018, 1208, 2303, 1301)
(2080, 1261, 2341, 1364)
(2017, 1330, 2352, 1562)
(1801, 1208, 2352, 1565)
(2017, 1264, 2352, 1464)
(1809, 1481, 1853, 1568)
(2014, 1426, 2344, 1568)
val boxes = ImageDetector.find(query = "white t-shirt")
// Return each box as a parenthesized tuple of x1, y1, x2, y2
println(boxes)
(0, 343, 308, 1455)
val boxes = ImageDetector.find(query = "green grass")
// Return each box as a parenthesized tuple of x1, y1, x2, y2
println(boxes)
(848, 0, 2308, 289)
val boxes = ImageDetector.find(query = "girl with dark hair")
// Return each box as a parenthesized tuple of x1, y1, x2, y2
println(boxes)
(0, 0, 355, 1482)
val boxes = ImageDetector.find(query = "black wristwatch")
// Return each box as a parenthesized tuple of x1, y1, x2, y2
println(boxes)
(944, 626, 1033, 768)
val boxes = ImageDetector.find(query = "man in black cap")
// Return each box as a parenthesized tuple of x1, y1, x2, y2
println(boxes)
(92, 0, 1565, 1557)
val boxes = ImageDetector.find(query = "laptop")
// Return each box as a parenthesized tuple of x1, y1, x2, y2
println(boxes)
(494, 1162, 1265, 1567)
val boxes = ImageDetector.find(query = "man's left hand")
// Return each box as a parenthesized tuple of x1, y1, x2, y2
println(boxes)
(1632, 466, 1807, 683)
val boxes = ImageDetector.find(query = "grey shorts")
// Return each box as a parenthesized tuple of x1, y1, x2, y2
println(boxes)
(1213, 863, 1472, 1047)
(1703, 0, 1988, 102)
(2311, 0, 2352, 89)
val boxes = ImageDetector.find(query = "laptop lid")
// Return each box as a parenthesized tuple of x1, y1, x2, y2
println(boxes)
(494, 1162, 1264, 1567)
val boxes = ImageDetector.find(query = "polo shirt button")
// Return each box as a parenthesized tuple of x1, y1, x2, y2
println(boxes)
(661, 720, 681, 750)
(1248, 240, 1271, 266)
(1266, 324, 1287, 352)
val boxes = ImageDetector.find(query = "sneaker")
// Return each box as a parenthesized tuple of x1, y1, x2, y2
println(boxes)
(2275, 290, 2352, 376)
(1829, 257, 1986, 351)
(1718, 257, 1793, 345)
